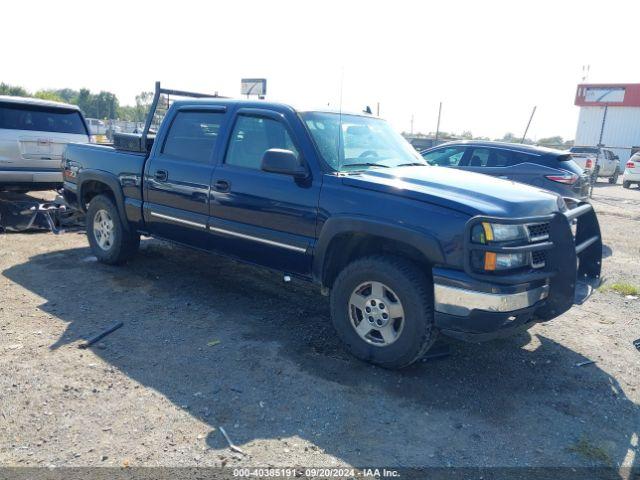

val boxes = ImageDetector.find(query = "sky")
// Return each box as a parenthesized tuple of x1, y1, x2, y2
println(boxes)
(1, 0, 638, 140)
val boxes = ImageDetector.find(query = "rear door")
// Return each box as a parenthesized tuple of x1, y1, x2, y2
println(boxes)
(208, 107, 320, 276)
(461, 148, 543, 186)
(143, 107, 226, 249)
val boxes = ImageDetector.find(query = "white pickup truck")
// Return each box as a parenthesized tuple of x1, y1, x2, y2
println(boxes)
(569, 146, 620, 184)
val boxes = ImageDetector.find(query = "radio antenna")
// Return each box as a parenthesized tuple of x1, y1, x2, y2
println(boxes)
(337, 67, 344, 172)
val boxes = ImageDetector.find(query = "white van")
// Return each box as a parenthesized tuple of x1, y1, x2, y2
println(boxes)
(0, 96, 90, 192)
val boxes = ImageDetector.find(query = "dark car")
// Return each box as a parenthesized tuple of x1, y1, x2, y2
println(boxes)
(61, 84, 602, 369)
(421, 141, 591, 205)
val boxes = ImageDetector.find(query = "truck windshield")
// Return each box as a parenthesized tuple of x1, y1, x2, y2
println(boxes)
(300, 112, 427, 171)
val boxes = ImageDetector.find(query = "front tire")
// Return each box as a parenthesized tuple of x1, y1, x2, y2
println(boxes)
(330, 255, 437, 369)
(608, 171, 619, 184)
(86, 194, 139, 265)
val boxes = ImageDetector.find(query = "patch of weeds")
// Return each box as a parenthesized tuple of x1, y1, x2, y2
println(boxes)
(567, 437, 612, 466)
(608, 282, 640, 296)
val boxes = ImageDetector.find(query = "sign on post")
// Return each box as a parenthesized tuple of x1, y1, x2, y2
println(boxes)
(241, 78, 267, 97)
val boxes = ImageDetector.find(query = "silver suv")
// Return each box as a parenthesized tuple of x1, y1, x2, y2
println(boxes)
(0, 96, 89, 192)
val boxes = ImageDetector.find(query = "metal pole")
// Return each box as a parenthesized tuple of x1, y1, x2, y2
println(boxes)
(410, 114, 414, 135)
(598, 105, 608, 146)
(376, 102, 380, 116)
(434, 102, 442, 144)
(521, 106, 537, 143)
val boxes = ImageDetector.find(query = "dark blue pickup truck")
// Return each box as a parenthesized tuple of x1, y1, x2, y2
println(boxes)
(62, 85, 603, 368)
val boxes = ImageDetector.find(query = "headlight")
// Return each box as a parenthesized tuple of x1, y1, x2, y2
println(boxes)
(472, 222, 528, 243)
(470, 222, 530, 271)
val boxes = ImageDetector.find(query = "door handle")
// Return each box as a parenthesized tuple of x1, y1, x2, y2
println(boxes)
(213, 179, 230, 192)
(154, 169, 168, 182)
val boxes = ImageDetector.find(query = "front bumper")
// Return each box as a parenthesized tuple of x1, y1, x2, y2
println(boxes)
(433, 269, 550, 341)
(433, 203, 602, 342)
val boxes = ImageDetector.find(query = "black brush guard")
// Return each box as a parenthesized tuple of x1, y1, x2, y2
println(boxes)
(463, 202, 602, 319)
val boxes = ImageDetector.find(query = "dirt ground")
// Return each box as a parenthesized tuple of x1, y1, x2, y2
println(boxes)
(0, 181, 639, 472)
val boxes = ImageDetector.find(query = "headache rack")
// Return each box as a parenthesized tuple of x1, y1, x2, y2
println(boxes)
(113, 81, 226, 153)
(463, 202, 602, 317)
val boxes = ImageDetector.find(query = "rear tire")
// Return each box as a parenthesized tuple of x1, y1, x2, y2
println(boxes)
(623, 181, 631, 189)
(608, 171, 619, 184)
(330, 255, 437, 369)
(86, 194, 139, 265)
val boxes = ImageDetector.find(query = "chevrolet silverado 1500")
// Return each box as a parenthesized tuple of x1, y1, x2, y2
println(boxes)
(62, 84, 602, 368)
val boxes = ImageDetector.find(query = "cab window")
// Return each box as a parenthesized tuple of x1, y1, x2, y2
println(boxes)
(162, 111, 224, 163)
(421, 147, 466, 166)
(225, 115, 298, 170)
(467, 148, 491, 167)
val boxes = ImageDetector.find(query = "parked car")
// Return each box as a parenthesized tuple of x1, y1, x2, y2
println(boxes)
(569, 146, 620, 184)
(623, 152, 640, 189)
(85, 118, 107, 136)
(62, 86, 602, 368)
(0, 96, 90, 192)
(420, 141, 591, 204)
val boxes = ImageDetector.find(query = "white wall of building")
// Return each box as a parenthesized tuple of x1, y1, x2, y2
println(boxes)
(575, 106, 640, 161)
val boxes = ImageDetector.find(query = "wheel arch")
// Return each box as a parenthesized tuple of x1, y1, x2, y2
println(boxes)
(313, 216, 445, 289)
(78, 170, 130, 231)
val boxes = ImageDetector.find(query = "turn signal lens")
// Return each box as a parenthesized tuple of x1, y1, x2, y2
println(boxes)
(484, 252, 497, 270)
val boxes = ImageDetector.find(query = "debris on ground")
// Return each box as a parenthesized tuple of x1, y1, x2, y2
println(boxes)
(207, 339, 221, 347)
(575, 360, 596, 367)
(634, 339, 640, 352)
(219, 426, 245, 455)
(78, 322, 124, 349)
(0, 194, 84, 234)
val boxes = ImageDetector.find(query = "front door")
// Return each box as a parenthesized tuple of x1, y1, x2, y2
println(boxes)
(208, 108, 320, 276)
(143, 107, 226, 249)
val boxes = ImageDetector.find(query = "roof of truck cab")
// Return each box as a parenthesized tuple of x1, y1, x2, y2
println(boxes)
(0, 95, 81, 110)
(169, 98, 379, 119)
(425, 140, 568, 156)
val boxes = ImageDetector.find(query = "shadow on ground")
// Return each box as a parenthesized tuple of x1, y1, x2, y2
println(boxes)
(3, 240, 638, 469)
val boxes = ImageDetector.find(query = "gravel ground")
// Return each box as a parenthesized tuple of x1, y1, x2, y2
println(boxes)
(0, 182, 638, 471)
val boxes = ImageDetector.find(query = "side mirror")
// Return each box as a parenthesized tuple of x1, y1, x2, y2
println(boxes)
(261, 149, 307, 179)
(613, 155, 619, 160)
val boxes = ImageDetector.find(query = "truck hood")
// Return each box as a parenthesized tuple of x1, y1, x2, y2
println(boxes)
(342, 166, 562, 217)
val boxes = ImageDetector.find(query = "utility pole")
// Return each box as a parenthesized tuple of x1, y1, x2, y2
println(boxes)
(410, 114, 414, 135)
(376, 102, 380, 116)
(521, 106, 537, 143)
(434, 102, 442, 144)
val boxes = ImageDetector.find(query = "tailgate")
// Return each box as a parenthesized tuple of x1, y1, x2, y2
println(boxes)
(16, 133, 88, 170)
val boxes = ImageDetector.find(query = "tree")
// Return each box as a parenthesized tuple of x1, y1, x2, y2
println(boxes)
(461, 130, 473, 139)
(34, 90, 64, 102)
(496, 132, 534, 145)
(0, 82, 28, 96)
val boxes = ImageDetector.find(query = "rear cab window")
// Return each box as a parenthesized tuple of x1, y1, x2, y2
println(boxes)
(161, 110, 225, 163)
(0, 102, 88, 135)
